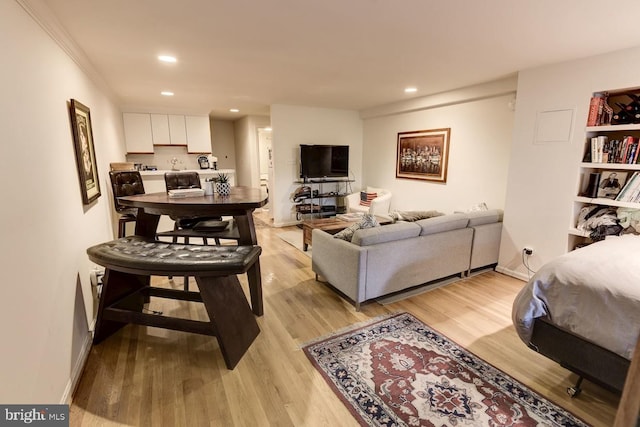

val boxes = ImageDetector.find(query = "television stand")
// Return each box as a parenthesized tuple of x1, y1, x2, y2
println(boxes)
(293, 178, 354, 220)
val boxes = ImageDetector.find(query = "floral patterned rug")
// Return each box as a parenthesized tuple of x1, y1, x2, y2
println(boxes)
(303, 312, 588, 427)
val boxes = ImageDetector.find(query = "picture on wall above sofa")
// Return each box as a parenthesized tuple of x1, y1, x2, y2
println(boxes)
(396, 128, 451, 183)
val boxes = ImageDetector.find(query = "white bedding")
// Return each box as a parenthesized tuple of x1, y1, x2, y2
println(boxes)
(512, 234, 640, 360)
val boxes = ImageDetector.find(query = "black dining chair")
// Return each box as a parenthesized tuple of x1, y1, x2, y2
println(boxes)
(161, 171, 240, 290)
(162, 171, 233, 245)
(109, 170, 145, 238)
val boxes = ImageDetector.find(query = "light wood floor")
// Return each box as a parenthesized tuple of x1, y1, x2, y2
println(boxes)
(70, 213, 619, 426)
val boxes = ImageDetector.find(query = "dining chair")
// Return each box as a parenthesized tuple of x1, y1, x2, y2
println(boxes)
(162, 171, 239, 290)
(163, 171, 232, 245)
(108, 170, 146, 238)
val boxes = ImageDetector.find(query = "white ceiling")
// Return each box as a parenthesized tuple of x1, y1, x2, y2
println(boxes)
(28, 0, 640, 119)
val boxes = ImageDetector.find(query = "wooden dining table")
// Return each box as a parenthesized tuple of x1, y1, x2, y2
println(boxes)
(118, 186, 268, 316)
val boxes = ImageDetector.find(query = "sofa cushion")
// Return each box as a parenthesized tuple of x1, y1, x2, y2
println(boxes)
(389, 210, 443, 222)
(351, 222, 420, 246)
(466, 209, 503, 226)
(416, 213, 469, 236)
(333, 214, 379, 242)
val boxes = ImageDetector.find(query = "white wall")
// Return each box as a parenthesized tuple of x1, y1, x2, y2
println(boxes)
(270, 105, 363, 226)
(234, 115, 270, 187)
(361, 80, 516, 214)
(0, 1, 125, 403)
(498, 46, 640, 279)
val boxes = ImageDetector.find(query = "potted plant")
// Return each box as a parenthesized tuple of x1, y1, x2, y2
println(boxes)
(215, 173, 231, 196)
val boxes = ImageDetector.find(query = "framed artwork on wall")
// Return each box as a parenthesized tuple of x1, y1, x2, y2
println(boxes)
(69, 99, 101, 204)
(396, 128, 451, 183)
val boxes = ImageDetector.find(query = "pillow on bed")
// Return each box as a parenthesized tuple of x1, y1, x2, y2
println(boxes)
(333, 214, 379, 241)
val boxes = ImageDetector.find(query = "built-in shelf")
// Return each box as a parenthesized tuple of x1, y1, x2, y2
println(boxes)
(568, 227, 590, 238)
(580, 162, 640, 170)
(570, 89, 640, 251)
(586, 124, 640, 132)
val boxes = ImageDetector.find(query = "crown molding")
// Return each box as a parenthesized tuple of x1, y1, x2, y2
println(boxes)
(16, 0, 119, 103)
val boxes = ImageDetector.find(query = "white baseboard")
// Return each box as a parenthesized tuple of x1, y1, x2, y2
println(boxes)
(495, 264, 530, 282)
(61, 330, 93, 404)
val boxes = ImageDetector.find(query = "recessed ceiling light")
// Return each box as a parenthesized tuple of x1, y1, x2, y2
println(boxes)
(404, 87, 418, 93)
(158, 55, 177, 63)
(161, 91, 174, 96)
(264, 127, 272, 132)
(229, 108, 239, 113)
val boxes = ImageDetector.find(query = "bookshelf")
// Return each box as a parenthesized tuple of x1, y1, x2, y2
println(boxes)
(571, 88, 640, 250)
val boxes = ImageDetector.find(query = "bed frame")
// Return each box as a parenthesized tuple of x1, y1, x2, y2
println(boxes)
(530, 318, 630, 396)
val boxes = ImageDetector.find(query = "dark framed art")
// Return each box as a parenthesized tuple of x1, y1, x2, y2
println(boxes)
(69, 99, 101, 204)
(396, 128, 451, 183)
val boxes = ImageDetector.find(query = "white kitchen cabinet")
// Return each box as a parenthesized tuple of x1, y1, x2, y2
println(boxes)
(185, 115, 212, 153)
(168, 115, 188, 145)
(150, 114, 171, 145)
(123, 113, 153, 153)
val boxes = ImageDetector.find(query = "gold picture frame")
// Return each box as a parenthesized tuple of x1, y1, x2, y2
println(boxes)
(396, 128, 451, 183)
(69, 99, 101, 204)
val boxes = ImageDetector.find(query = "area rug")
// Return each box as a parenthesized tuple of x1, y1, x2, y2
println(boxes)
(277, 229, 311, 258)
(303, 312, 587, 427)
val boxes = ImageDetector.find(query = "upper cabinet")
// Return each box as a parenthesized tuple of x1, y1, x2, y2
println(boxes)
(185, 116, 212, 153)
(150, 114, 171, 145)
(122, 113, 154, 153)
(168, 115, 187, 146)
(123, 113, 211, 153)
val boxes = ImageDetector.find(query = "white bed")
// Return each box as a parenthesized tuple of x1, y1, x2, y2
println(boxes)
(512, 234, 640, 393)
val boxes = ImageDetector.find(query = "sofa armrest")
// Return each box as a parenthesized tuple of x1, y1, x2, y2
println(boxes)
(345, 192, 361, 212)
(368, 192, 391, 215)
(311, 229, 367, 306)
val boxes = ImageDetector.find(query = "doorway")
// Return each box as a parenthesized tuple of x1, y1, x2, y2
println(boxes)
(257, 127, 272, 213)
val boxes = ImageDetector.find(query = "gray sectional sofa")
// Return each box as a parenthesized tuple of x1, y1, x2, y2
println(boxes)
(311, 209, 503, 310)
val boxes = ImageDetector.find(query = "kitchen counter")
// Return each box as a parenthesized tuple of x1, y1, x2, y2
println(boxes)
(139, 168, 235, 177)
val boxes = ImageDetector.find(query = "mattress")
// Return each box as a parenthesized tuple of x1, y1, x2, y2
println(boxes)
(512, 234, 640, 360)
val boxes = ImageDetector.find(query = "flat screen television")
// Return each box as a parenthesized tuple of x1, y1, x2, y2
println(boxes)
(300, 144, 349, 179)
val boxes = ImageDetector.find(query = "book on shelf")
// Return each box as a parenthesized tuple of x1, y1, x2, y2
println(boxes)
(615, 171, 640, 202)
(586, 94, 613, 126)
(590, 135, 607, 163)
(587, 135, 640, 164)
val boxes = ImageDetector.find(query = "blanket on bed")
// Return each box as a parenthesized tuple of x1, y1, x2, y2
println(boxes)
(512, 234, 640, 360)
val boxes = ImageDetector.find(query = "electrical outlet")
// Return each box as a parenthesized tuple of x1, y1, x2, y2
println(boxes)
(90, 268, 104, 298)
(524, 247, 533, 256)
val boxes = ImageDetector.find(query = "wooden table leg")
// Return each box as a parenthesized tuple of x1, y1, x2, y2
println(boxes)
(93, 269, 148, 344)
(234, 211, 263, 316)
(196, 275, 260, 369)
(246, 262, 263, 316)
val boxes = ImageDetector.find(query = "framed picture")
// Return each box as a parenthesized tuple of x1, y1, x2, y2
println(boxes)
(69, 99, 101, 204)
(396, 128, 451, 183)
(597, 170, 628, 199)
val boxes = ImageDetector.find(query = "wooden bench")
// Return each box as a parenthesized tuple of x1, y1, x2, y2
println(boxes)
(87, 236, 262, 369)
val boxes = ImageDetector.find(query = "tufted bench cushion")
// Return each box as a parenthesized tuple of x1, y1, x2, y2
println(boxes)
(87, 236, 261, 276)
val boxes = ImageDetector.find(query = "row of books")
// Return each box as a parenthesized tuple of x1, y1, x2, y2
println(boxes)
(586, 135, 640, 164)
(616, 171, 640, 202)
(586, 94, 613, 127)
